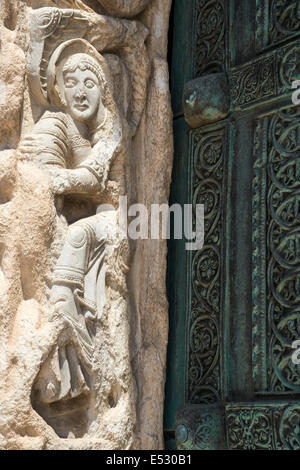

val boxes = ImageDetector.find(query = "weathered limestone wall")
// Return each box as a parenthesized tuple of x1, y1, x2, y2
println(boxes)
(0, 0, 173, 450)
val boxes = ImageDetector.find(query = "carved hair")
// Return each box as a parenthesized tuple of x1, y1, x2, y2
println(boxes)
(56, 52, 118, 136)
(57, 54, 108, 110)
(63, 55, 104, 90)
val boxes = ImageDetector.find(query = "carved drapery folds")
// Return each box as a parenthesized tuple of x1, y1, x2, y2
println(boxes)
(0, 0, 172, 450)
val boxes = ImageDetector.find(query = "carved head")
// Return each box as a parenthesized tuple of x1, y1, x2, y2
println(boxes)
(47, 39, 114, 127)
(62, 53, 103, 123)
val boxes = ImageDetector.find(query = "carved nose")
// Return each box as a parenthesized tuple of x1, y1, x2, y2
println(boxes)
(75, 87, 87, 101)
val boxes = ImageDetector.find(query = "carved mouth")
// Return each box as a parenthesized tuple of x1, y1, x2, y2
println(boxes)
(74, 104, 89, 111)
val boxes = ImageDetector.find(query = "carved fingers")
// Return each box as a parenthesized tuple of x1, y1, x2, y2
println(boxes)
(47, 167, 99, 196)
(18, 135, 41, 162)
(46, 167, 72, 195)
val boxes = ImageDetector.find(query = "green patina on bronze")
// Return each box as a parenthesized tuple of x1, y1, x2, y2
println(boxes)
(183, 73, 229, 128)
(165, 0, 300, 451)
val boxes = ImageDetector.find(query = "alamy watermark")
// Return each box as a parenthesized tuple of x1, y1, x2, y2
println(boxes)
(292, 341, 300, 365)
(292, 80, 300, 105)
(97, 197, 204, 251)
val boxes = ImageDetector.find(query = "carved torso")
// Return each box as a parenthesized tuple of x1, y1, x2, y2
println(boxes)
(21, 110, 91, 169)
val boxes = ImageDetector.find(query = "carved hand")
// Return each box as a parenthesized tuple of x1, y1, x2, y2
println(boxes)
(47, 167, 100, 196)
(18, 135, 41, 162)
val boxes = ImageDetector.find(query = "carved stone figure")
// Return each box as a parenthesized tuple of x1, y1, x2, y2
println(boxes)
(0, 0, 173, 450)
(25, 40, 112, 393)
(17, 39, 133, 434)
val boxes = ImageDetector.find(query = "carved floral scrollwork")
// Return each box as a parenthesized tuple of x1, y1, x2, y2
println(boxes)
(227, 408, 273, 450)
(188, 124, 227, 404)
(270, 0, 300, 44)
(280, 405, 300, 450)
(231, 56, 276, 107)
(226, 404, 300, 450)
(278, 44, 300, 93)
(230, 41, 300, 108)
(268, 108, 300, 392)
(256, 0, 300, 51)
(193, 414, 213, 448)
(193, 0, 225, 77)
(252, 107, 300, 393)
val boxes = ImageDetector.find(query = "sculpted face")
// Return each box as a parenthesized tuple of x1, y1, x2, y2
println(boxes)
(63, 67, 101, 123)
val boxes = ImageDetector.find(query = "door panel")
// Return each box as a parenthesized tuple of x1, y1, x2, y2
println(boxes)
(165, 0, 300, 450)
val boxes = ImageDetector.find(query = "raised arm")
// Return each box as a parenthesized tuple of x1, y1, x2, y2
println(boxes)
(47, 136, 121, 196)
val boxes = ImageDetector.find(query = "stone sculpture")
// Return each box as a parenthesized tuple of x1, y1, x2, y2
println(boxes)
(19, 38, 126, 405)
(0, 0, 173, 450)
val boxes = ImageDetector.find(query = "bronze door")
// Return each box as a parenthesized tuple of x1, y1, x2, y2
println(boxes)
(165, 0, 300, 450)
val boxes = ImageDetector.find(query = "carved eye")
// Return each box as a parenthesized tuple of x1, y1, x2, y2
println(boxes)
(85, 79, 96, 89)
(64, 78, 77, 88)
